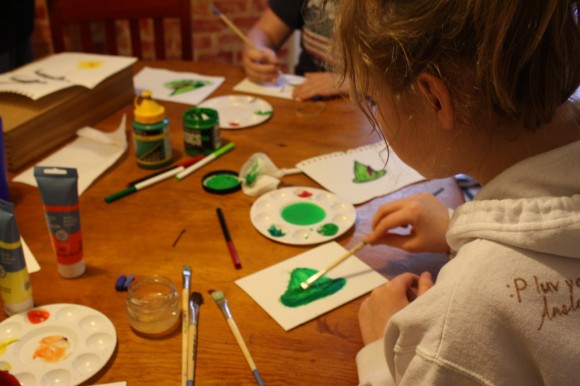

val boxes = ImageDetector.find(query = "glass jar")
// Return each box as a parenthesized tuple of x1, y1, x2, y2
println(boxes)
(126, 275, 180, 337)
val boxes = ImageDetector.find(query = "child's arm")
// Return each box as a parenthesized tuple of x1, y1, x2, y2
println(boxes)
(364, 192, 450, 253)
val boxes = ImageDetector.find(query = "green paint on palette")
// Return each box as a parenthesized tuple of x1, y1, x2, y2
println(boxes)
(268, 225, 286, 237)
(254, 110, 272, 116)
(280, 267, 346, 307)
(317, 223, 339, 236)
(281, 202, 326, 226)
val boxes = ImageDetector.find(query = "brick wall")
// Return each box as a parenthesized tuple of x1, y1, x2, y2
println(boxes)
(32, 0, 293, 71)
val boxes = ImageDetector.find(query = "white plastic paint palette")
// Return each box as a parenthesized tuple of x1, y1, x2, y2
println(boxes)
(250, 187, 356, 245)
(0, 304, 116, 386)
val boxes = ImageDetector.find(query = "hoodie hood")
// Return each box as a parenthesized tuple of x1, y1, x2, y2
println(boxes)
(447, 140, 580, 259)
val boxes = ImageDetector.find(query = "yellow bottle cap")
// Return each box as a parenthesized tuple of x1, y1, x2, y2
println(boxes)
(134, 90, 166, 124)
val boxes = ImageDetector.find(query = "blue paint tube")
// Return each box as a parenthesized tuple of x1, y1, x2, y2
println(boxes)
(0, 199, 34, 315)
(34, 167, 85, 278)
(0, 118, 10, 201)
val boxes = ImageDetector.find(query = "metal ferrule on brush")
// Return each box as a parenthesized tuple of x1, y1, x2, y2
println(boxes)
(217, 299, 233, 319)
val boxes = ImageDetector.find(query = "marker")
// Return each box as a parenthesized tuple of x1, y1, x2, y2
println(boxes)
(127, 155, 205, 186)
(216, 208, 242, 269)
(105, 166, 184, 203)
(176, 142, 235, 181)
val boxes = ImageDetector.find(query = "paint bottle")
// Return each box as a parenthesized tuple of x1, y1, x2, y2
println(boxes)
(34, 167, 85, 278)
(182, 107, 221, 156)
(133, 90, 173, 169)
(0, 118, 10, 201)
(0, 199, 34, 315)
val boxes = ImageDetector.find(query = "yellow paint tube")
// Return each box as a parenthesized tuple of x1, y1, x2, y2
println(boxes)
(0, 199, 33, 315)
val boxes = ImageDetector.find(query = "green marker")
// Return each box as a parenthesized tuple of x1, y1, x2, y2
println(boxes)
(105, 166, 185, 203)
(176, 142, 235, 181)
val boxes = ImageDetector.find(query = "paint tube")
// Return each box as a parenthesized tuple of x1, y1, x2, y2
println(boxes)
(0, 199, 34, 315)
(34, 167, 85, 278)
(0, 118, 10, 201)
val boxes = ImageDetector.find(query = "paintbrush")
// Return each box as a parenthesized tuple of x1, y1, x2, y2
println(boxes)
(210, 3, 289, 89)
(181, 266, 192, 386)
(209, 290, 265, 386)
(300, 241, 367, 290)
(187, 291, 203, 386)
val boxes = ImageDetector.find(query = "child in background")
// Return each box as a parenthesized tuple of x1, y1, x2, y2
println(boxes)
(242, 0, 348, 101)
(332, 0, 580, 385)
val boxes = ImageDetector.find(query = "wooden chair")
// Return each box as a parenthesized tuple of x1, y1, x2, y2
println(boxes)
(46, 0, 193, 60)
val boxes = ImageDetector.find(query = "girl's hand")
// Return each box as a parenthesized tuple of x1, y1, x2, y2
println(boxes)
(364, 192, 450, 253)
(292, 72, 348, 101)
(359, 271, 433, 345)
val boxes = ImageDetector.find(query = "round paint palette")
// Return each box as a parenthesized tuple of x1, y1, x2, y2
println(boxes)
(0, 304, 116, 386)
(250, 187, 356, 245)
(198, 95, 273, 129)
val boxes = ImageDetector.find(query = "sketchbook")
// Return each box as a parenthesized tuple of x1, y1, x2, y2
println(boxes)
(296, 142, 425, 205)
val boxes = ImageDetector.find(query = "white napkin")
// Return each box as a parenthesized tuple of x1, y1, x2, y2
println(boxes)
(12, 115, 128, 195)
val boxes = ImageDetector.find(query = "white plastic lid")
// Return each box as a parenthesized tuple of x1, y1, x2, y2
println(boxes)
(58, 260, 86, 279)
(5, 296, 34, 316)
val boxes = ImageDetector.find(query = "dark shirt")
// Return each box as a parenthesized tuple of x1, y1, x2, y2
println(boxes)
(268, 0, 335, 75)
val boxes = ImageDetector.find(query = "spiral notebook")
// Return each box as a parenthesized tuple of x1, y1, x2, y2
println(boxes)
(296, 142, 425, 205)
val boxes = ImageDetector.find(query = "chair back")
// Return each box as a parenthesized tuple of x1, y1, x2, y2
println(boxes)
(47, 0, 193, 60)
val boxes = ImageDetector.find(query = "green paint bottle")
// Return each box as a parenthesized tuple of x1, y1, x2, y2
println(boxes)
(182, 107, 221, 156)
(132, 91, 173, 169)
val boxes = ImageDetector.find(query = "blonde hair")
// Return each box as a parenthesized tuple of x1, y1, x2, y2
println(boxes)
(332, 0, 580, 131)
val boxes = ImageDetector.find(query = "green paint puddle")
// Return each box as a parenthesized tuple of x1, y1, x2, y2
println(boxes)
(280, 267, 346, 307)
(255, 110, 272, 116)
(281, 202, 326, 226)
(317, 223, 339, 236)
(204, 174, 240, 190)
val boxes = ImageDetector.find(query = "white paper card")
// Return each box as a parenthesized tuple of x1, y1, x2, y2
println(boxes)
(297, 141, 425, 205)
(12, 115, 128, 195)
(233, 74, 305, 100)
(236, 241, 387, 331)
(133, 67, 225, 105)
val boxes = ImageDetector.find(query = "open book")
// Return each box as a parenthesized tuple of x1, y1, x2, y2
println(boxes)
(297, 141, 425, 205)
(0, 52, 136, 100)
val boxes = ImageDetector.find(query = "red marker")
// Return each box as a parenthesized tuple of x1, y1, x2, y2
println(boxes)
(216, 208, 242, 269)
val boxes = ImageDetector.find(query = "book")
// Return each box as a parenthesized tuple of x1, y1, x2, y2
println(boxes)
(296, 141, 425, 205)
(0, 53, 136, 171)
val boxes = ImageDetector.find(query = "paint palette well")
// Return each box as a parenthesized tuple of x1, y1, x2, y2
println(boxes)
(0, 304, 116, 386)
(250, 187, 356, 245)
(199, 95, 273, 129)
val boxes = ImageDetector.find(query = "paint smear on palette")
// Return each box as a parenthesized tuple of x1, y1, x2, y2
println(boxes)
(33, 335, 71, 363)
(352, 160, 387, 183)
(268, 225, 286, 237)
(164, 79, 212, 96)
(317, 223, 338, 236)
(280, 267, 346, 307)
(27, 309, 50, 324)
(0, 338, 18, 355)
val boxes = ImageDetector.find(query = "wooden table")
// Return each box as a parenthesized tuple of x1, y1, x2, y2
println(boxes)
(5, 61, 463, 385)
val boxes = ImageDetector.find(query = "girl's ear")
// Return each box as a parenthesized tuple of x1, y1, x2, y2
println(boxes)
(417, 72, 455, 130)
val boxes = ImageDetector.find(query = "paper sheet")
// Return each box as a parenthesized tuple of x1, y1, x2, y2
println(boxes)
(0, 53, 137, 100)
(297, 141, 426, 205)
(133, 67, 225, 105)
(233, 74, 305, 100)
(236, 242, 387, 331)
(12, 115, 128, 195)
(22, 237, 40, 273)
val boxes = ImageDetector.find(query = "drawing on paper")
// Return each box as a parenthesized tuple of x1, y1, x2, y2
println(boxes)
(280, 267, 346, 307)
(352, 160, 387, 183)
(164, 79, 212, 96)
